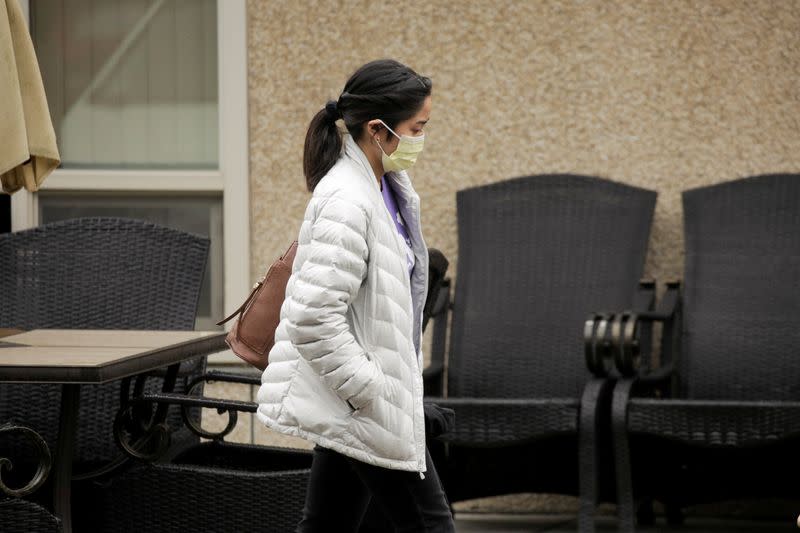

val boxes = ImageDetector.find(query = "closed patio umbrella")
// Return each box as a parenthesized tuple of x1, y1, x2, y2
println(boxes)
(0, 0, 59, 194)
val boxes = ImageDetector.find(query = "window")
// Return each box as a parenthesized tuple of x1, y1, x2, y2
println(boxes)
(32, 0, 219, 170)
(15, 0, 249, 341)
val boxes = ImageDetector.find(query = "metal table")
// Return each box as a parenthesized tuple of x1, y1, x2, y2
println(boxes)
(0, 329, 227, 533)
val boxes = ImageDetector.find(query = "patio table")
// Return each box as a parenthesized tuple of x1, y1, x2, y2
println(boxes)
(0, 329, 227, 533)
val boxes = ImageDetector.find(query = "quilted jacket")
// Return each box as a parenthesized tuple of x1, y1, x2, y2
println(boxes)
(256, 134, 430, 473)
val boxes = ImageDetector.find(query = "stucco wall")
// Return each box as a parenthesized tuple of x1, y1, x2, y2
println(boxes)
(241, 0, 800, 509)
(248, 0, 800, 291)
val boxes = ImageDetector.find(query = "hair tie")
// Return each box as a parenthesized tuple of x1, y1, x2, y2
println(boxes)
(324, 100, 340, 121)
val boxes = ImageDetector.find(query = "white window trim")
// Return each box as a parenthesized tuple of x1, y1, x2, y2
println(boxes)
(213, 1, 250, 364)
(15, 0, 250, 364)
(41, 170, 224, 192)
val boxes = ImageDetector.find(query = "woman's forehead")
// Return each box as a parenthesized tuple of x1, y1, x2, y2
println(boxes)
(409, 96, 432, 124)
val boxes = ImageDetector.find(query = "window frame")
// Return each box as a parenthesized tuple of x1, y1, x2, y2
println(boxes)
(15, 0, 250, 363)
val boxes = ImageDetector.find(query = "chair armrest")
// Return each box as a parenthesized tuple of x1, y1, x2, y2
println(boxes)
(130, 392, 258, 413)
(429, 278, 451, 319)
(635, 280, 681, 322)
(636, 361, 674, 389)
(420, 247, 450, 398)
(632, 278, 657, 314)
(186, 369, 262, 395)
(584, 312, 615, 377)
(585, 279, 657, 377)
(423, 278, 451, 397)
(614, 280, 682, 378)
(114, 392, 258, 461)
(422, 248, 450, 331)
(423, 362, 444, 396)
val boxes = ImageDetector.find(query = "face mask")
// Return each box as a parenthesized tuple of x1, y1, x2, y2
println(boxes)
(375, 120, 425, 172)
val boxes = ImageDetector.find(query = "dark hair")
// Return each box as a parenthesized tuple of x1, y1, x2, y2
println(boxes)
(303, 59, 433, 192)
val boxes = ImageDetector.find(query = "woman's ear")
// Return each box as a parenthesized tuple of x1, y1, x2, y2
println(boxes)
(366, 119, 384, 139)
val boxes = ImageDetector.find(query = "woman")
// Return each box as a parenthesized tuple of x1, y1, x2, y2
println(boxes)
(256, 59, 455, 532)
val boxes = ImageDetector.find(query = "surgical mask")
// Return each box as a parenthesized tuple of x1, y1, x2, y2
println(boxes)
(375, 120, 425, 172)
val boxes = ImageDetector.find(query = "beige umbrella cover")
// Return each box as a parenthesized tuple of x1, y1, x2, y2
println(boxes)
(0, 0, 60, 194)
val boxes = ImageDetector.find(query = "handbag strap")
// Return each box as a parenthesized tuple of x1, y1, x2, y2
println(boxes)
(216, 240, 298, 326)
(216, 283, 261, 326)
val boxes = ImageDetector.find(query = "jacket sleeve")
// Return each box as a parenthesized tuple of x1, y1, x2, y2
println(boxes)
(283, 194, 386, 410)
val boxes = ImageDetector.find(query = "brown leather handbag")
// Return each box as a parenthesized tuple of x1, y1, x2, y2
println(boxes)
(216, 241, 298, 370)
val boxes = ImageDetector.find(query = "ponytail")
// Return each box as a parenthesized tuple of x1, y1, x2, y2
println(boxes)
(303, 100, 342, 192)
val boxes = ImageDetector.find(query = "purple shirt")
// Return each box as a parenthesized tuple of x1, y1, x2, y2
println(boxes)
(380, 174, 415, 279)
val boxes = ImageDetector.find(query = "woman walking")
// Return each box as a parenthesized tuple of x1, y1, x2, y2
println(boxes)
(256, 59, 455, 532)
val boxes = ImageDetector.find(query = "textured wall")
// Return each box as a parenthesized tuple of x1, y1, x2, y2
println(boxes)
(242, 0, 800, 511)
(248, 0, 800, 291)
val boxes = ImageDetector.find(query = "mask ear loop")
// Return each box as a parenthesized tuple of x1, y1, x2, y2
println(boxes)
(372, 131, 390, 182)
(377, 119, 401, 140)
(373, 121, 393, 158)
(374, 134, 386, 157)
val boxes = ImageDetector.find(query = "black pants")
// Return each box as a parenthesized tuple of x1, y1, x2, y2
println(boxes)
(296, 445, 456, 533)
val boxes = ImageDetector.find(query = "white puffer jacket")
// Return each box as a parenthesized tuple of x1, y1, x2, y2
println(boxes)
(256, 134, 430, 473)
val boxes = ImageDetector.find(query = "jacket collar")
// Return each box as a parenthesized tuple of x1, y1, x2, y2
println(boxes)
(342, 133, 427, 269)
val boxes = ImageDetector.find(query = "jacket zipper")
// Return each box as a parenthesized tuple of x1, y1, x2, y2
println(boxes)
(380, 190, 428, 475)
(404, 198, 428, 475)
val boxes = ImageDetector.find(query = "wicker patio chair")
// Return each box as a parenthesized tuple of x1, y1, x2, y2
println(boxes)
(609, 174, 800, 532)
(0, 217, 209, 528)
(420, 175, 657, 531)
(0, 498, 62, 532)
(82, 442, 312, 533)
(81, 247, 452, 533)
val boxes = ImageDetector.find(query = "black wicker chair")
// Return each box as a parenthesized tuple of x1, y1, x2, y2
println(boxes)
(84, 442, 312, 533)
(0, 218, 209, 529)
(0, 499, 62, 533)
(421, 175, 657, 531)
(83, 248, 453, 533)
(609, 174, 800, 532)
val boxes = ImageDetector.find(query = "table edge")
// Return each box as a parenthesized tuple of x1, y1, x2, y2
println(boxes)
(0, 332, 228, 384)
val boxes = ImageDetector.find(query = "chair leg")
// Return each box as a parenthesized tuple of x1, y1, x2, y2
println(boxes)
(636, 498, 655, 526)
(612, 379, 636, 533)
(578, 378, 614, 533)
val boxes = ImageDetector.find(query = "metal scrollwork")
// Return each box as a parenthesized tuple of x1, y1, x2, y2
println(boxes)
(0, 423, 52, 497)
(612, 311, 641, 377)
(113, 400, 172, 462)
(584, 312, 614, 376)
(179, 377, 238, 440)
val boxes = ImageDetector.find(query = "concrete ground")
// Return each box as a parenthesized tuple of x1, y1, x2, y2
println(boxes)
(453, 514, 794, 532)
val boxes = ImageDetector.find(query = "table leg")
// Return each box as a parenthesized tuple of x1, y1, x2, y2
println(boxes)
(53, 384, 80, 533)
